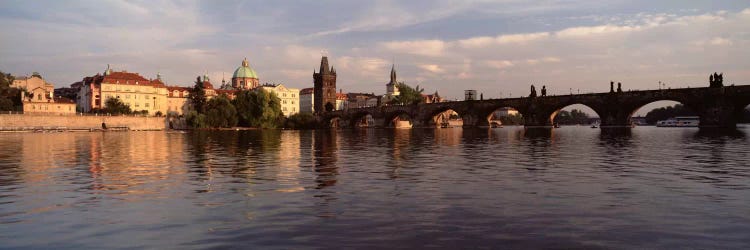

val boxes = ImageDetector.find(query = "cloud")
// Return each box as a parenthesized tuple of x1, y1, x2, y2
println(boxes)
(418, 64, 445, 73)
(458, 32, 549, 48)
(555, 24, 643, 38)
(485, 60, 514, 69)
(382, 40, 447, 57)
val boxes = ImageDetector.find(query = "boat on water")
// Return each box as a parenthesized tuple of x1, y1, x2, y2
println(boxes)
(656, 116, 699, 127)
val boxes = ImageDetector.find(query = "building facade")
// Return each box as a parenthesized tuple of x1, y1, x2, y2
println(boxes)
(258, 83, 300, 117)
(13, 72, 76, 115)
(313, 56, 337, 113)
(299, 88, 314, 113)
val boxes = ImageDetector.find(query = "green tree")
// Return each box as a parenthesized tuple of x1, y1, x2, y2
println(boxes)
(0, 71, 20, 111)
(284, 112, 317, 129)
(233, 89, 283, 128)
(102, 97, 132, 115)
(185, 110, 207, 128)
(189, 76, 207, 113)
(499, 113, 524, 125)
(391, 82, 425, 105)
(554, 109, 591, 125)
(204, 94, 238, 128)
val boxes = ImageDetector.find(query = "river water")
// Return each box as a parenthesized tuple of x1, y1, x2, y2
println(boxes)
(1, 126, 749, 249)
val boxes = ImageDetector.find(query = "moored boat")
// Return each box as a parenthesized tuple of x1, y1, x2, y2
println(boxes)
(656, 116, 699, 127)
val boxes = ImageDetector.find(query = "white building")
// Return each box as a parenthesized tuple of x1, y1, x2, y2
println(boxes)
(258, 83, 300, 117)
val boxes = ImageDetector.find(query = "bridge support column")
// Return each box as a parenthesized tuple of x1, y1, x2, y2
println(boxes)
(698, 104, 740, 128)
(461, 113, 489, 128)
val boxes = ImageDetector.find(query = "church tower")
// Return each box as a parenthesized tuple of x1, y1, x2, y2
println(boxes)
(314, 56, 337, 112)
(386, 64, 399, 96)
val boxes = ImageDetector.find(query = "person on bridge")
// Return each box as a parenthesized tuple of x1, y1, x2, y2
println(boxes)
(617, 82, 623, 93)
(610, 81, 615, 93)
(530, 85, 537, 98)
(541, 86, 547, 97)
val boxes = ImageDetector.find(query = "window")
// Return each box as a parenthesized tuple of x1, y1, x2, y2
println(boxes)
(283, 107, 287, 111)
(291, 101, 295, 104)
(37, 95, 42, 100)
(145, 103, 149, 107)
(126, 95, 130, 99)
(135, 103, 140, 107)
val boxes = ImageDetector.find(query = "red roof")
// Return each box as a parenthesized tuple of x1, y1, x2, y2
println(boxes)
(83, 71, 166, 88)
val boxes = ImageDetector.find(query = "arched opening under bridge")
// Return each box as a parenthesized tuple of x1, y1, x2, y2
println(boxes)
(487, 107, 524, 127)
(351, 112, 375, 128)
(629, 100, 697, 126)
(387, 112, 414, 128)
(429, 109, 462, 128)
(549, 104, 599, 126)
(743, 104, 750, 124)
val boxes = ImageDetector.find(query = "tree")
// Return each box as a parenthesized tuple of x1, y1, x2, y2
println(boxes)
(185, 110, 207, 128)
(0, 71, 20, 111)
(204, 94, 238, 128)
(102, 97, 132, 115)
(284, 112, 317, 129)
(232, 89, 283, 128)
(554, 109, 591, 125)
(391, 82, 424, 105)
(644, 104, 697, 124)
(189, 76, 207, 113)
(499, 113, 524, 125)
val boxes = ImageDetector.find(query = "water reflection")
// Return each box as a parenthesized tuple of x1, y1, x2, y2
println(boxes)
(1, 127, 749, 249)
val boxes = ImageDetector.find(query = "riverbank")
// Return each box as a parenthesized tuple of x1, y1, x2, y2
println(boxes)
(0, 114, 166, 131)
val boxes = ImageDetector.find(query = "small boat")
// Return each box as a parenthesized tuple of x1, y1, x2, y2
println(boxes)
(590, 123, 599, 128)
(553, 123, 560, 128)
(656, 116, 699, 127)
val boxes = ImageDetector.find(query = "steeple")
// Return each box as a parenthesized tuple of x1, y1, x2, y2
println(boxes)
(390, 64, 397, 84)
(320, 56, 330, 74)
(242, 58, 249, 67)
(104, 64, 112, 76)
(156, 71, 162, 81)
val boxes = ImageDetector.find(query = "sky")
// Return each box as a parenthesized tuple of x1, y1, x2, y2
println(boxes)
(1, 0, 749, 114)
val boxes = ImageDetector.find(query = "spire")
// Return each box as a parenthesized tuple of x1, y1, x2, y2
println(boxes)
(156, 71, 162, 81)
(320, 56, 330, 74)
(222, 72, 226, 84)
(390, 64, 397, 84)
(104, 64, 112, 76)
(203, 71, 209, 82)
(242, 57, 249, 67)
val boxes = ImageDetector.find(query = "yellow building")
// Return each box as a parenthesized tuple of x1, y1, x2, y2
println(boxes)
(258, 83, 300, 117)
(77, 65, 168, 115)
(13, 72, 76, 115)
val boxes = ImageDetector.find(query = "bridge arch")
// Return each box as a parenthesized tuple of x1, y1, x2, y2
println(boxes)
(628, 99, 697, 126)
(425, 107, 463, 128)
(384, 110, 415, 128)
(549, 104, 600, 126)
(486, 106, 525, 126)
(349, 111, 375, 128)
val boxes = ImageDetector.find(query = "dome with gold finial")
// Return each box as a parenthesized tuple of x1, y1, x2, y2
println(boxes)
(232, 58, 258, 79)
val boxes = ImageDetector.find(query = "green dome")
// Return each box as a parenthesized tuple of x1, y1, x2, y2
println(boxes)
(233, 58, 258, 79)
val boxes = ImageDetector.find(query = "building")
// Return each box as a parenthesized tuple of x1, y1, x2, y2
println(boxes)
(166, 85, 191, 115)
(423, 91, 444, 103)
(464, 90, 477, 100)
(384, 64, 400, 103)
(258, 83, 300, 117)
(299, 88, 314, 113)
(232, 58, 259, 90)
(77, 65, 168, 115)
(313, 56, 337, 113)
(346, 93, 378, 109)
(12, 72, 76, 115)
(492, 107, 519, 118)
(335, 91, 347, 110)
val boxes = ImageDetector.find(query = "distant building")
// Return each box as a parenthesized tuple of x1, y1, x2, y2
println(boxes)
(464, 90, 477, 101)
(77, 65, 168, 115)
(12, 72, 76, 115)
(335, 91, 347, 110)
(492, 107, 519, 118)
(346, 93, 378, 109)
(422, 91, 443, 103)
(313, 56, 337, 112)
(231, 58, 259, 90)
(299, 88, 314, 113)
(258, 83, 300, 117)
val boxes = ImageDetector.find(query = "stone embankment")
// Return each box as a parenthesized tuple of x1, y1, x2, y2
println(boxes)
(0, 114, 166, 131)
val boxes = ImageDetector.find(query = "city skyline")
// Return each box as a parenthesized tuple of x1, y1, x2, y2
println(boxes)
(1, 1, 749, 102)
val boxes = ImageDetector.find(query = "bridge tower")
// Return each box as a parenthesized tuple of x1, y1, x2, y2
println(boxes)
(314, 56, 337, 113)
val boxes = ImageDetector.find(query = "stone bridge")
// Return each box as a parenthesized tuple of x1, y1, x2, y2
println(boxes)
(320, 85, 750, 128)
